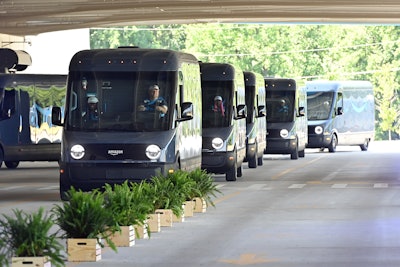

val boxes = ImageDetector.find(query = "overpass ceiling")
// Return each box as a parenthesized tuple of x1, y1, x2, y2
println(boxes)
(2, 0, 400, 36)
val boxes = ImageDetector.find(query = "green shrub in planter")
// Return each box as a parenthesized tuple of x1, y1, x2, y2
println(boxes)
(167, 169, 200, 202)
(129, 180, 156, 232)
(52, 187, 119, 252)
(148, 174, 185, 217)
(0, 208, 65, 267)
(103, 180, 153, 228)
(0, 239, 6, 267)
(187, 168, 222, 207)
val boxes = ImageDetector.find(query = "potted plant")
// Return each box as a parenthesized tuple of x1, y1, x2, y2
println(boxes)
(52, 187, 118, 262)
(0, 207, 65, 267)
(167, 170, 199, 218)
(187, 168, 222, 212)
(103, 181, 153, 245)
(129, 180, 155, 239)
(148, 174, 186, 227)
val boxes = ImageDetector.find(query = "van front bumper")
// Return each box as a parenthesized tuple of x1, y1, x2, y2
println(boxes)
(264, 137, 297, 154)
(307, 134, 332, 148)
(201, 150, 235, 174)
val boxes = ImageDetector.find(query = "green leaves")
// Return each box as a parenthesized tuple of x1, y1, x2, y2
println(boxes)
(0, 208, 65, 267)
(103, 181, 153, 227)
(187, 168, 222, 207)
(52, 187, 118, 251)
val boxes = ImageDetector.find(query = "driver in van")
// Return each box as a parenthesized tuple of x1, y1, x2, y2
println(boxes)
(137, 84, 168, 115)
(277, 99, 289, 114)
(212, 95, 225, 117)
(82, 96, 99, 122)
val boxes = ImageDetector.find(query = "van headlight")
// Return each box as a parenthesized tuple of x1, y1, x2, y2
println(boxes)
(212, 137, 224, 149)
(315, 126, 323, 135)
(280, 129, 289, 138)
(70, 144, 85, 160)
(146, 144, 161, 160)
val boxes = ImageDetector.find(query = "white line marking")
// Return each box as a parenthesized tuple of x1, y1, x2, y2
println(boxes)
(37, 185, 59, 191)
(373, 183, 388, 188)
(247, 184, 267, 190)
(0, 186, 23, 191)
(288, 184, 306, 189)
(331, 184, 347, 188)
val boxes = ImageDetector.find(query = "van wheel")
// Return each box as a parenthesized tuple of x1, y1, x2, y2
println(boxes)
(248, 154, 257, 168)
(257, 155, 263, 166)
(226, 152, 237, 181)
(5, 161, 19, 169)
(237, 165, 242, 177)
(298, 149, 305, 157)
(328, 135, 337, 153)
(0, 149, 3, 168)
(360, 139, 369, 151)
(290, 141, 299, 160)
(60, 179, 71, 201)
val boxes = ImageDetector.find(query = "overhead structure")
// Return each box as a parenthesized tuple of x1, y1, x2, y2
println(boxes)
(1, 0, 400, 36)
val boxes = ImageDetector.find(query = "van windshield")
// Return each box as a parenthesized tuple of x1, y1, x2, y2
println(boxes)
(65, 71, 176, 132)
(307, 91, 334, 120)
(201, 81, 233, 128)
(266, 91, 295, 123)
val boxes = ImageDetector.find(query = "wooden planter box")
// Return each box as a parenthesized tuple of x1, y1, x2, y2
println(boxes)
(134, 222, 149, 239)
(147, 213, 161, 233)
(184, 200, 195, 217)
(155, 209, 173, 227)
(67, 238, 101, 262)
(11, 257, 50, 267)
(193, 197, 207, 213)
(108, 225, 135, 247)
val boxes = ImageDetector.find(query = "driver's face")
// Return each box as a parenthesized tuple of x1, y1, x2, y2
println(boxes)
(149, 89, 159, 99)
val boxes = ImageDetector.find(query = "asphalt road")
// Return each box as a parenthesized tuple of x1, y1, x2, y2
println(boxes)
(0, 141, 399, 267)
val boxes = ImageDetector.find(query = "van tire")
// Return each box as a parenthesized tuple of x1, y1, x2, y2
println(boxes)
(290, 140, 299, 160)
(248, 154, 257, 168)
(298, 149, 305, 157)
(237, 165, 242, 177)
(5, 161, 19, 169)
(0, 148, 3, 168)
(328, 134, 337, 153)
(257, 155, 263, 166)
(226, 152, 237, 181)
(360, 139, 369, 151)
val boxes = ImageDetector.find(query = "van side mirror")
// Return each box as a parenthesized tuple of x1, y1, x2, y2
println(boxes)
(298, 107, 305, 117)
(337, 107, 343, 115)
(52, 107, 63, 126)
(257, 105, 266, 117)
(178, 102, 193, 121)
(235, 104, 247, 119)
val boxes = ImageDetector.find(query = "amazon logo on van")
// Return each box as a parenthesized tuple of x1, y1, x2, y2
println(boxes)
(108, 149, 124, 156)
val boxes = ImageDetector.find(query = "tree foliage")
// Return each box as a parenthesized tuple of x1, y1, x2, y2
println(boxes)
(90, 24, 400, 140)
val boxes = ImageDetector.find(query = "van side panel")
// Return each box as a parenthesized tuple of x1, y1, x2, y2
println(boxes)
(177, 62, 202, 171)
(243, 71, 267, 167)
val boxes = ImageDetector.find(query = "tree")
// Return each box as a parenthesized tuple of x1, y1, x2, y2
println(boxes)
(90, 24, 400, 140)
